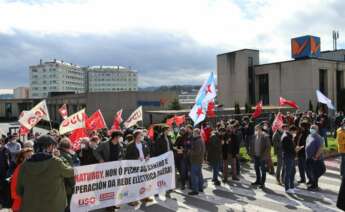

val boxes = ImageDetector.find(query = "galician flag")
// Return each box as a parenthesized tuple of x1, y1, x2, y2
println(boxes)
(189, 72, 217, 126)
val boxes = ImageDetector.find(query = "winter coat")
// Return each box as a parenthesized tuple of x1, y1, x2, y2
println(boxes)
(11, 164, 22, 212)
(154, 135, 173, 157)
(125, 141, 150, 160)
(207, 133, 222, 163)
(94, 140, 124, 162)
(17, 153, 74, 212)
(281, 132, 296, 159)
(189, 136, 205, 165)
(250, 133, 271, 161)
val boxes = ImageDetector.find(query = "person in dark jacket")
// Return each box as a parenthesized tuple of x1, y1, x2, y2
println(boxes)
(296, 121, 310, 183)
(272, 124, 287, 185)
(16, 135, 74, 212)
(281, 125, 298, 193)
(125, 130, 153, 205)
(77, 137, 99, 165)
(94, 131, 124, 163)
(227, 124, 240, 181)
(174, 127, 191, 190)
(188, 128, 205, 196)
(0, 137, 11, 209)
(207, 128, 224, 186)
(58, 138, 78, 212)
(154, 126, 173, 157)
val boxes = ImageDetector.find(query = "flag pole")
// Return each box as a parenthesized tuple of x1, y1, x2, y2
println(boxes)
(49, 120, 53, 130)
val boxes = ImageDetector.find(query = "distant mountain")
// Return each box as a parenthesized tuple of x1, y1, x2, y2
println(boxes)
(0, 94, 14, 99)
(139, 85, 200, 93)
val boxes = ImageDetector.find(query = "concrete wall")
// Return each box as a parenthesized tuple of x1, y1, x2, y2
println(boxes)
(217, 49, 259, 108)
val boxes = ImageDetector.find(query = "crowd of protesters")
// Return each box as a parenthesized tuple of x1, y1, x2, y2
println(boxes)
(0, 110, 345, 211)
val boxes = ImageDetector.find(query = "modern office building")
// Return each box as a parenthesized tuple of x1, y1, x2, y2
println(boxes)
(217, 35, 345, 111)
(29, 59, 85, 98)
(14, 87, 29, 99)
(86, 66, 138, 92)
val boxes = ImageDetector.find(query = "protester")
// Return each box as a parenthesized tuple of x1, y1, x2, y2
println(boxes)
(77, 137, 99, 165)
(296, 121, 310, 183)
(154, 126, 173, 157)
(207, 128, 224, 186)
(305, 125, 325, 191)
(174, 127, 191, 190)
(16, 135, 74, 212)
(94, 131, 124, 163)
(5, 133, 21, 173)
(272, 124, 287, 185)
(225, 122, 240, 181)
(188, 128, 205, 195)
(10, 147, 33, 212)
(250, 125, 270, 189)
(125, 130, 153, 205)
(0, 137, 11, 209)
(58, 138, 79, 212)
(282, 125, 298, 193)
(336, 119, 345, 177)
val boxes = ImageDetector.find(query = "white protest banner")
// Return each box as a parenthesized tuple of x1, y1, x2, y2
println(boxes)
(123, 106, 143, 128)
(70, 151, 175, 212)
(18, 100, 50, 130)
(59, 109, 86, 135)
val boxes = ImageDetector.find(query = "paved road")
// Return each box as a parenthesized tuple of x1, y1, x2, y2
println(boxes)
(91, 157, 342, 212)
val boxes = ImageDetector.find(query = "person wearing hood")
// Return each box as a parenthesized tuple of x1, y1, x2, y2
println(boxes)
(16, 135, 74, 212)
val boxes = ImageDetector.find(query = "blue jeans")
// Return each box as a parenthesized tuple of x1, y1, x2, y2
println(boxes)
(320, 128, 328, 147)
(211, 161, 220, 182)
(254, 156, 266, 185)
(191, 164, 204, 192)
(284, 156, 296, 191)
(297, 157, 306, 181)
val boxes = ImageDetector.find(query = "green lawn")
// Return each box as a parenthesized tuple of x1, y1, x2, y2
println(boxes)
(239, 136, 338, 163)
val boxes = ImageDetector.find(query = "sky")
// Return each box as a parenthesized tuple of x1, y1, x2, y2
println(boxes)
(0, 0, 344, 90)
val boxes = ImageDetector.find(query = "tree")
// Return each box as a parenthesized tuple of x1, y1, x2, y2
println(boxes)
(169, 98, 182, 110)
(234, 102, 241, 114)
(309, 100, 314, 112)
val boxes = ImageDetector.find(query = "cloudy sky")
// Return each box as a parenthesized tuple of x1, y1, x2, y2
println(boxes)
(0, 0, 344, 90)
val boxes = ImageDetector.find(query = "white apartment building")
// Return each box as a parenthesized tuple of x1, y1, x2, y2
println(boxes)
(14, 87, 29, 99)
(29, 60, 85, 98)
(86, 66, 138, 92)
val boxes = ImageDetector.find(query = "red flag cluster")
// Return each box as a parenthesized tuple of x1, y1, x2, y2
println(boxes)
(272, 112, 284, 132)
(252, 101, 263, 119)
(165, 115, 186, 127)
(279, 97, 299, 109)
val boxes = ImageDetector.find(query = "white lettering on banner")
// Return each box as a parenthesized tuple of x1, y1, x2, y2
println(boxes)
(59, 109, 86, 135)
(18, 100, 50, 130)
(124, 106, 143, 128)
(70, 151, 176, 212)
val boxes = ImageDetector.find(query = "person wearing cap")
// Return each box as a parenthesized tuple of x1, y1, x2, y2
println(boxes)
(336, 118, 345, 177)
(10, 147, 33, 212)
(94, 131, 124, 163)
(16, 135, 74, 212)
(250, 124, 270, 189)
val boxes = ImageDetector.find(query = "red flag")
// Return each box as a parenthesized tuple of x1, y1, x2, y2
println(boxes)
(279, 97, 299, 109)
(174, 115, 186, 126)
(58, 104, 68, 119)
(85, 110, 107, 131)
(166, 117, 175, 127)
(111, 109, 123, 130)
(69, 128, 88, 151)
(148, 126, 154, 141)
(272, 112, 284, 132)
(19, 125, 29, 136)
(252, 101, 263, 119)
(207, 101, 216, 118)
